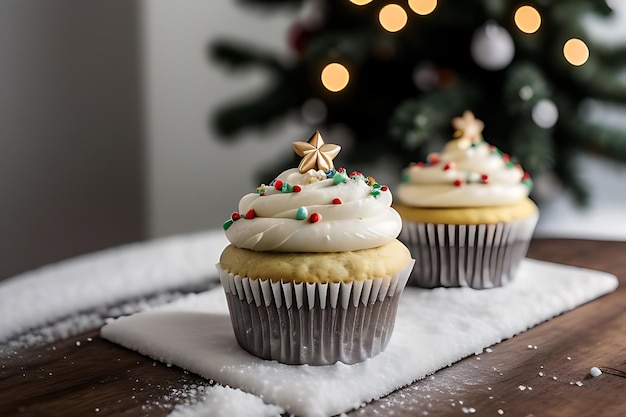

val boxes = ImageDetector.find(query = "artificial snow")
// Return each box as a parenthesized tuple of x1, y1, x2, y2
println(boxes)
(167, 385, 283, 417)
(590, 367, 602, 377)
(101, 259, 617, 417)
(0, 231, 228, 343)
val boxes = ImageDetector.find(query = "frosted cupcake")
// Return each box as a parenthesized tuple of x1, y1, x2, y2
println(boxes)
(394, 111, 538, 289)
(218, 131, 413, 365)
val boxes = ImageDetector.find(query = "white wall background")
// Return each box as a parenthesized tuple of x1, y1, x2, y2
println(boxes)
(143, 1, 307, 238)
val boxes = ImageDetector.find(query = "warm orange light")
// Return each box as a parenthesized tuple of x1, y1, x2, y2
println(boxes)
(349, 0, 373, 5)
(408, 0, 437, 15)
(563, 38, 589, 66)
(379, 4, 408, 32)
(321, 63, 350, 92)
(514, 5, 541, 34)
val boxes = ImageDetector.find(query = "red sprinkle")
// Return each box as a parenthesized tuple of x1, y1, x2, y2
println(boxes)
(245, 209, 256, 219)
(416, 162, 425, 167)
(381, 186, 389, 191)
(337, 168, 346, 173)
(332, 198, 342, 205)
(522, 172, 531, 180)
(349, 171, 362, 177)
(481, 174, 489, 184)
(427, 153, 440, 165)
(309, 213, 321, 223)
(274, 180, 283, 190)
(231, 212, 241, 221)
(293, 185, 302, 193)
(443, 162, 454, 171)
(453, 179, 464, 187)
(502, 153, 510, 163)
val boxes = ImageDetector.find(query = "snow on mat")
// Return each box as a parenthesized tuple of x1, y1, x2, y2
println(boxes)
(101, 259, 617, 417)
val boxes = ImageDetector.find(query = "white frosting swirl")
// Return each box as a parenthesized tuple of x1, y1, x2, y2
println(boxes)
(397, 138, 531, 207)
(225, 168, 402, 252)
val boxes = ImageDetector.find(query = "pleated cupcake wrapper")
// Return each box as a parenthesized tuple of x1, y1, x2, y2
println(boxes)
(399, 214, 538, 289)
(216, 259, 414, 365)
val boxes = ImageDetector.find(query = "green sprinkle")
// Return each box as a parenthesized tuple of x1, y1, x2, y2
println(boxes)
(223, 219, 233, 230)
(401, 174, 410, 183)
(507, 161, 515, 168)
(296, 206, 308, 220)
(371, 190, 381, 198)
(333, 172, 348, 185)
(372, 183, 381, 189)
(282, 183, 292, 193)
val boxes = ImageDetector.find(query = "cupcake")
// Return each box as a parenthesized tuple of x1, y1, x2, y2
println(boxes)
(394, 111, 538, 289)
(218, 131, 413, 365)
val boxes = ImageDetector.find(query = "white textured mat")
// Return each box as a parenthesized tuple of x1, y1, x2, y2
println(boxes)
(101, 259, 618, 417)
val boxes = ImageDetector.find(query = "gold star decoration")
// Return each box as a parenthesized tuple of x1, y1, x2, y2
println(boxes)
(452, 111, 485, 145)
(293, 131, 341, 173)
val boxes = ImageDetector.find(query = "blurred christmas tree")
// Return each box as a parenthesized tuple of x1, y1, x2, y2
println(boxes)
(211, 0, 626, 203)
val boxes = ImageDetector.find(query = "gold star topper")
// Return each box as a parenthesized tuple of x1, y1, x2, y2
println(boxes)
(452, 111, 485, 147)
(293, 131, 341, 173)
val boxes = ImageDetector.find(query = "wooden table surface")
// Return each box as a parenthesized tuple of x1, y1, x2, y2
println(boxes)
(1, 239, 625, 417)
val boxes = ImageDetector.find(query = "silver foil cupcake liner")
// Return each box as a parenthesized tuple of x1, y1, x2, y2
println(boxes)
(399, 214, 538, 289)
(216, 260, 414, 365)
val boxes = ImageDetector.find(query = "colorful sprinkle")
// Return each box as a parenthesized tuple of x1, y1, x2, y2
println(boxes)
(453, 179, 464, 187)
(293, 185, 302, 193)
(502, 153, 510, 163)
(381, 185, 389, 191)
(296, 206, 308, 220)
(326, 168, 337, 178)
(256, 185, 266, 195)
(427, 153, 440, 164)
(245, 209, 256, 219)
(274, 180, 283, 191)
(481, 174, 489, 184)
(372, 183, 381, 189)
(350, 171, 362, 178)
(309, 212, 322, 223)
(222, 219, 233, 230)
(443, 162, 455, 171)
(371, 190, 381, 198)
(281, 183, 292, 193)
(401, 174, 409, 183)
(522, 172, 531, 180)
(231, 212, 241, 221)
(337, 167, 346, 173)
(332, 198, 342, 205)
(333, 171, 348, 185)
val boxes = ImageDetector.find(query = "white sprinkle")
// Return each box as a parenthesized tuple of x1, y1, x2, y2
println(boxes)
(538, 372, 544, 377)
(527, 345, 533, 349)
(461, 407, 476, 414)
(75, 341, 81, 347)
(95, 408, 100, 412)
(518, 385, 527, 391)
(498, 409, 505, 415)
(575, 381, 583, 387)
(552, 376, 558, 380)
(567, 356, 572, 360)
(166, 363, 172, 368)
(485, 348, 493, 353)
(87, 337, 93, 342)
(590, 367, 602, 377)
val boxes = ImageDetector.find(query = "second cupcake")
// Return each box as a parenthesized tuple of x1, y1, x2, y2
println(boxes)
(394, 111, 538, 289)
(218, 131, 414, 365)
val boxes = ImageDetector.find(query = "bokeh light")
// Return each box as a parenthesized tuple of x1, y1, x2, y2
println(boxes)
(563, 38, 589, 66)
(379, 4, 408, 32)
(321, 63, 350, 92)
(514, 5, 541, 34)
(408, 0, 437, 15)
(349, 0, 373, 5)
